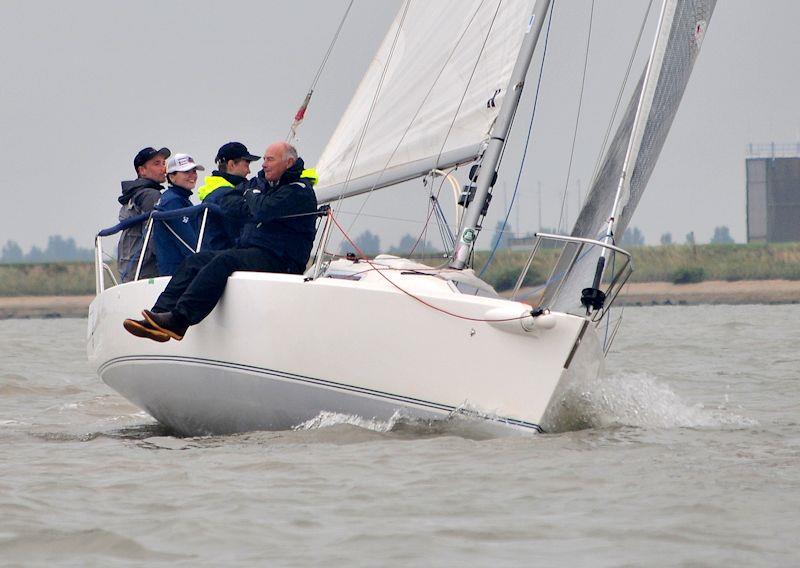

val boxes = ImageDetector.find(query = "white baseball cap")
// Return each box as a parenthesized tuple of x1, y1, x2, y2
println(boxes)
(167, 153, 205, 173)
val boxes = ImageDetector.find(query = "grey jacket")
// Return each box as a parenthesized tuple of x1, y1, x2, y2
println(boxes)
(117, 178, 163, 282)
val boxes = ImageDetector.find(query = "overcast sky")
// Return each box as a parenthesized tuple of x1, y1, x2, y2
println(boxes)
(0, 0, 798, 251)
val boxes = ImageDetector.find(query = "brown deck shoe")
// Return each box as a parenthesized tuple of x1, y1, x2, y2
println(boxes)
(142, 310, 188, 341)
(123, 318, 170, 342)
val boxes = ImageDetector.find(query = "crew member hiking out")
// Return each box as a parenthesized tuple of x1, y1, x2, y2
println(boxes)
(198, 141, 261, 250)
(117, 146, 170, 282)
(152, 153, 205, 276)
(123, 141, 318, 342)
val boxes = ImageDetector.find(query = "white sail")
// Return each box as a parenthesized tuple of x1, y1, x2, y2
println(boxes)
(541, 0, 716, 312)
(315, 0, 536, 203)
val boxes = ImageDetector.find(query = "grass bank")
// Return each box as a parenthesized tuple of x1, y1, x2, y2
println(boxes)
(473, 242, 800, 290)
(0, 262, 96, 296)
(1, 243, 799, 295)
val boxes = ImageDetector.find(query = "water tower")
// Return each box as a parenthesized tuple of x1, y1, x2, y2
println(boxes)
(746, 143, 800, 243)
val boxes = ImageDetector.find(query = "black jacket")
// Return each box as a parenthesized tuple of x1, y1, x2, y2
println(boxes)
(232, 158, 318, 273)
(118, 177, 163, 209)
(201, 171, 249, 250)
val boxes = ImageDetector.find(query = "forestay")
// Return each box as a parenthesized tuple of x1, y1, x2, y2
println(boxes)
(541, 0, 716, 313)
(315, 0, 536, 203)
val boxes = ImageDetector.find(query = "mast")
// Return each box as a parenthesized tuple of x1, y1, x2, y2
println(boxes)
(583, 0, 675, 310)
(450, 0, 552, 269)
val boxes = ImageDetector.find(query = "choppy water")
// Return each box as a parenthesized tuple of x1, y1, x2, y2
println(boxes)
(1, 304, 798, 567)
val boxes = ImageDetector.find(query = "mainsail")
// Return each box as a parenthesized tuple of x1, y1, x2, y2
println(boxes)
(541, 0, 716, 312)
(315, 0, 536, 204)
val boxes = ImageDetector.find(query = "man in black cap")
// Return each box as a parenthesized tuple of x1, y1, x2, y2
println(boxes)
(197, 142, 261, 250)
(117, 146, 171, 282)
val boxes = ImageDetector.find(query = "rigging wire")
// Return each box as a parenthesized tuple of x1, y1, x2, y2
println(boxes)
(286, 0, 355, 142)
(556, 0, 595, 234)
(477, 0, 556, 278)
(407, 173, 450, 256)
(342, 0, 490, 237)
(603, 247, 616, 348)
(433, 0, 503, 168)
(589, 0, 655, 184)
(423, 0, 503, 266)
(512, 2, 654, 305)
(433, 197, 456, 254)
(332, 0, 412, 241)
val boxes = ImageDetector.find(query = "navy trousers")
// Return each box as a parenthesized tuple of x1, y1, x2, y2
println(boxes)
(152, 247, 287, 325)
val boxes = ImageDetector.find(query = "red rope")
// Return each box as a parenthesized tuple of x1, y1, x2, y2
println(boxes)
(327, 211, 533, 323)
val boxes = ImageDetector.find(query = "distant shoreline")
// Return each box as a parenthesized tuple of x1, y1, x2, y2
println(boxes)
(616, 279, 800, 306)
(0, 295, 94, 319)
(513, 279, 800, 307)
(2, 280, 799, 320)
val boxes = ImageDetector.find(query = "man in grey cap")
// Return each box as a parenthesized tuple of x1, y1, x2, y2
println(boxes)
(117, 146, 170, 282)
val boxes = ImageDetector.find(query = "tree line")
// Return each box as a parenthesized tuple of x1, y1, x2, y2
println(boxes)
(0, 224, 737, 264)
(341, 224, 736, 256)
(622, 225, 735, 247)
(0, 236, 93, 264)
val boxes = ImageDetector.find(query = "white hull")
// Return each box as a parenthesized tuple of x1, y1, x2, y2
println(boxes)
(87, 261, 602, 435)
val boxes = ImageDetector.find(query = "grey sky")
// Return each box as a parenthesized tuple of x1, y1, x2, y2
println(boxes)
(0, 0, 797, 251)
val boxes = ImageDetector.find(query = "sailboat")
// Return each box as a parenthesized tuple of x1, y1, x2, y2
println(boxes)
(87, 0, 716, 435)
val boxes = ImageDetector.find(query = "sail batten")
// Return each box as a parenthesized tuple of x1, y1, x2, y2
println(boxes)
(315, 0, 537, 198)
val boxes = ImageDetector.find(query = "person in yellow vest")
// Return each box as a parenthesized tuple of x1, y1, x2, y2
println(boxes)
(198, 142, 261, 250)
(199, 141, 319, 251)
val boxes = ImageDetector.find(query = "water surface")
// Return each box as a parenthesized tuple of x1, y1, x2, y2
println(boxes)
(1, 305, 798, 566)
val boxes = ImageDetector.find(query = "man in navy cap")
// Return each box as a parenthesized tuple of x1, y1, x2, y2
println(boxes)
(117, 146, 171, 282)
(197, 142, 261, 250)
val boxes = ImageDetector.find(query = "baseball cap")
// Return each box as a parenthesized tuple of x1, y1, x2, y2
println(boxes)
(133, 146, 171, 170)
(166, 153, 205, 173)
(215, 142, 260, 163)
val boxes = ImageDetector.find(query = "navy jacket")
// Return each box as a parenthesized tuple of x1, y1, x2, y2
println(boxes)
(153, 185, 198, 276)
(234, 158, 318, 273)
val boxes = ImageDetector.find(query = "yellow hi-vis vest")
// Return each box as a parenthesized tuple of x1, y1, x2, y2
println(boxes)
(198, 175, 234, 201)
(199, 168, 318, 201)
(301, 168, 318, 186)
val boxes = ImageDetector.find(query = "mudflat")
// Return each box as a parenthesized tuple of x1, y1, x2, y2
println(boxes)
(499, 279, 800, 307)
(0, 295, 94, 319)
(617, 279, 800, 306)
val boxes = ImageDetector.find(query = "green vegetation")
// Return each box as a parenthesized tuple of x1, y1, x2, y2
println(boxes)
(475, 242, 800, 291)
(0, 262, 96, 296)
(670, 266, 706, 284)
(627, 243, 800, 283)
(1, 242, 799, 296)
(472, 249, 559, 291)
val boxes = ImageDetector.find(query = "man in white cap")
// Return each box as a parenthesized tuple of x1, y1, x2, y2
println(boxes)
(152, 153, 205, 276)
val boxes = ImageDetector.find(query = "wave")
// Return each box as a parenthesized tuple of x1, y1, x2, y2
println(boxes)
(293, 409, 520, 440)
(542, 371, 758, 432)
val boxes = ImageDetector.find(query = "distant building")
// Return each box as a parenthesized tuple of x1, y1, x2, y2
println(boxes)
(746, 143, 800, 243)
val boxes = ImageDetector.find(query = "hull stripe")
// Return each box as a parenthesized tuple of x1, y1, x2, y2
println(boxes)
(99, 354, 543, 432)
